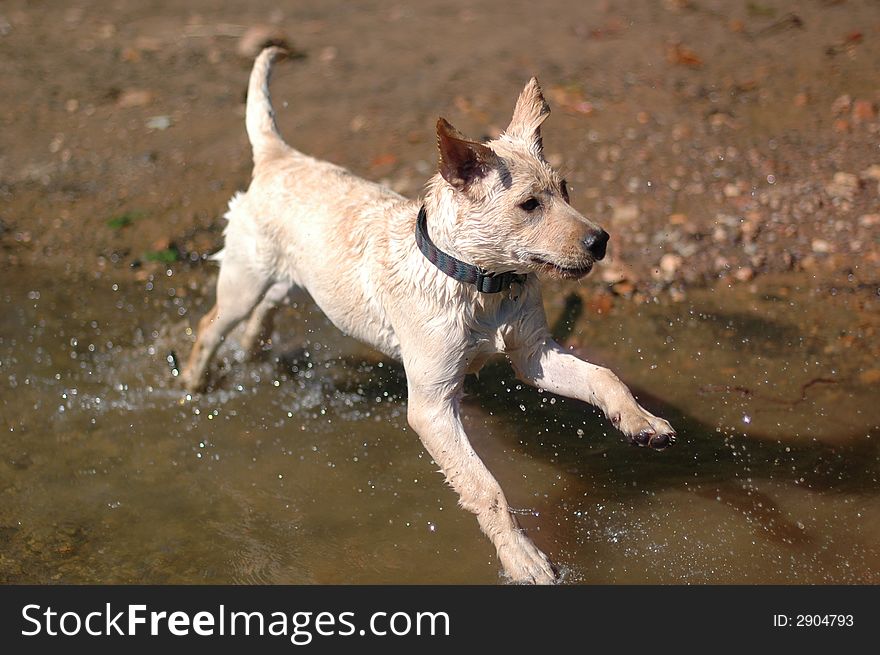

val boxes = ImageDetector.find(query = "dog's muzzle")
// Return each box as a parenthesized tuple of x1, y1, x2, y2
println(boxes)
(583, 229, 609, 261)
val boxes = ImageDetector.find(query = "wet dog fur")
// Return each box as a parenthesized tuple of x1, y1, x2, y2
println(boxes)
(180, 48, 676, 584)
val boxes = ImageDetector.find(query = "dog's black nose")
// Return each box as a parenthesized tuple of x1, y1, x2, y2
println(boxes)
(583, 229, 609, 261)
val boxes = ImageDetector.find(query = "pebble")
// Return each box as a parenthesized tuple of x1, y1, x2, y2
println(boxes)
(659, 253, 683, 276)
(349, 115, 367, 133)
(733, 266, 754, 282)
(319, 46, 337, 63)
(860, 164, 880, 181)
(859, 369, 880, 385)
(799, 255, 817, 271)
(599, 260, 638, 285)
(116, 89, 153, 108)
(831, 94, 852, 116)
(811, 239, 831, 254)
(852, 100, 877, 124)
(145, 115, 171, 130)
(826, 172, 860, 200)
(611, 202, 638, 223)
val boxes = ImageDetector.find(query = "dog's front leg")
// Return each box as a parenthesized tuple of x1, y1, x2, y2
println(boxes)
(510, 333, 676, 449)
(404, 367, 556, 584)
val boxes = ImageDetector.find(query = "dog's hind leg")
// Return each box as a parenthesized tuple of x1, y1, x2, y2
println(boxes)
(239, 281, 290, 359)
(180, 260, 273, 392)
(403, 351, 556, 584)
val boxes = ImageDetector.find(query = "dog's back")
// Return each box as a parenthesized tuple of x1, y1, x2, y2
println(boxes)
(229, 48, 418, 357)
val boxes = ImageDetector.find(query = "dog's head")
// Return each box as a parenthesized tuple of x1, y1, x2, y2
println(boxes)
(434, 78, 608, 280)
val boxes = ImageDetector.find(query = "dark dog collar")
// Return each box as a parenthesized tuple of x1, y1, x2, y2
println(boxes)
(415, 206, 526, 294)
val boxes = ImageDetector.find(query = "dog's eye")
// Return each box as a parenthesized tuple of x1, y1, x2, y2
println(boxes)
(519, 197, 540, 211)
(560, 180, 570, 202)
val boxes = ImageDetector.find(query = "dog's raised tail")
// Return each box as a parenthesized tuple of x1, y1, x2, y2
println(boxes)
(246, 46, 291, 163)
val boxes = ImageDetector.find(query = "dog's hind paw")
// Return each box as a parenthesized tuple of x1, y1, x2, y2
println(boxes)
(499, 531, 557, 585)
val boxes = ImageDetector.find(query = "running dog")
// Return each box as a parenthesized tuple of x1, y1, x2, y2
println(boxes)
(180, 48, 676, 584)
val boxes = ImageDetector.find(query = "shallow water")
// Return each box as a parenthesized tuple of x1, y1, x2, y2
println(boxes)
(1, 266, 878, 583)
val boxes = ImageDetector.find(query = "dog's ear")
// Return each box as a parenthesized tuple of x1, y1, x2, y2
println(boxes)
(436, 118, 496, 191)
(505, 77, 550, 154)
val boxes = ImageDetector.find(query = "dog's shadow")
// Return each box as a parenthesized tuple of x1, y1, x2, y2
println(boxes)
(211, 292, 879, 573)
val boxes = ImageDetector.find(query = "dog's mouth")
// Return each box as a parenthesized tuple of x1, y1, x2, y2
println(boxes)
(528, 256, 594, 280)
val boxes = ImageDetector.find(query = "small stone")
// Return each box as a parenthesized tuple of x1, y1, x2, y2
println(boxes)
(116, 89, 153, 108)
(600, 260, 638, 285)
(799, 255, 817, 271)
(723, 183, 741, 198)
(709, 112, 736, 128)
(811, 239, 831, 254)
(734, 266, 754, 282)
(859, 369, 880, 385)
(586, 292, 614, 314)
(858, 214, 880, 227)
(611, 202, 639, 223)
(793, 91, 809, 107)
(664, 0, 692, 12)
(659, 253, 683, 276)
(831, 94, 852, 116)
(852, 100, 877, 124)
(668, 213, 688, 225)
(134, 36, 163, 52)
(145, 115, 171, 130)
(121, 47, 141, 63)
(349, 115, 367, 132)
(826, 172, 860, 200)
(669, 286, 687, 302)
(860, 164, 880, 181)
(832, 118, 850, 133)
(740, 227, 758, 244)
(671, 124, 691, 141)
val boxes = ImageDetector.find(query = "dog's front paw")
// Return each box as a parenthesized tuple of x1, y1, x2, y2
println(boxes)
(498, 531, 557, 585)
(612, 411, 676, 450)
